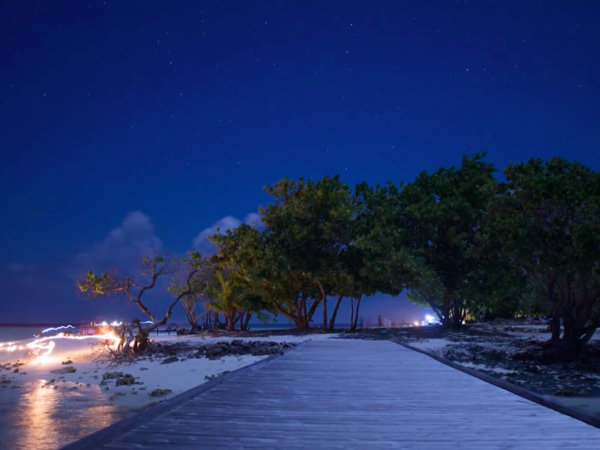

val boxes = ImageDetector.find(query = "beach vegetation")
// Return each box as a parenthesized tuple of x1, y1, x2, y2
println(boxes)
(75, 155, 599, 361)
(78, 250, 203, 353)
(487, 157, 600, 361)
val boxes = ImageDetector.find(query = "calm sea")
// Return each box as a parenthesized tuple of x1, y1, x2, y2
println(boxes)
(0, 327, 42, 342)
(0, 380, 131, 450)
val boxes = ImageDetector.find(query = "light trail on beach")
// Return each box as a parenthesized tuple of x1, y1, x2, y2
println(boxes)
(40, 325, 76, 334)
(0, 333, 120, 364)
(0, 319, 153, 365)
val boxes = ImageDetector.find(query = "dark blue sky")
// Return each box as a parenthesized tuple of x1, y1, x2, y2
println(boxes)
(1, 1, 598, 324)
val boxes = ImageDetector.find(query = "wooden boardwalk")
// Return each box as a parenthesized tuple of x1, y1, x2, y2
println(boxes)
(99, 339, 599, 450)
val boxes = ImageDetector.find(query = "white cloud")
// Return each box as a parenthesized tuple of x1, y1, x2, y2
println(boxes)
(193, 213, 262, 250)
(243, 212, 262, 227)
(74, 211, 162, 274)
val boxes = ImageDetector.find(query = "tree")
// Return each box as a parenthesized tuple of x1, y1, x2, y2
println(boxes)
(352, 182, 405, 328)
(205, 270, 245, 332)
(260, 175, 356, 331)
(464, 249, 528, 321)
(210, 224, 319, 330)
(356, 154, 497, 328)
(488, 157, 600, 361)
(78, 251, 203, 353)
(170, 254, 215, 329)
(211, 176, 356, 330)
(330, 216, 381, 331)
(180, 294, 209, 329)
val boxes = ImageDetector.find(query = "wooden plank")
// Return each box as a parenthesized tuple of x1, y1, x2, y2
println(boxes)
(95, 339, 600, 449)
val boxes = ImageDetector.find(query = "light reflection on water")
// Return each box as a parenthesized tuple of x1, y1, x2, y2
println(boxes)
(0, 379, 132, 450)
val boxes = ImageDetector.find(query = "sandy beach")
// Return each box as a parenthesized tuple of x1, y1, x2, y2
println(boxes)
(0, 331, 336, 450)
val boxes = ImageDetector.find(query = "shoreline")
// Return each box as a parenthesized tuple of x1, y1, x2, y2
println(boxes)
(0, 331, 337, 450)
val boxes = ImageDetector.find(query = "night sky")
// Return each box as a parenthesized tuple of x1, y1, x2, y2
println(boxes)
(1, 1, 599, 325)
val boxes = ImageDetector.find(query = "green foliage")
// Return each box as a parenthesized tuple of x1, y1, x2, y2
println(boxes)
(77, 251, 202, 332)
(356, 154, 499, 327)
(210, 176, 358, 329)
(488, 157, 600, 359)
(260, 175, 355, 281)
(353, 181, 405, 297)
(77, 154, 599, 354)
(168, 251, 213, 328)
(400, 153, 498, 321)
(78, 271, 115, 295)
(204, 270, 242, 330)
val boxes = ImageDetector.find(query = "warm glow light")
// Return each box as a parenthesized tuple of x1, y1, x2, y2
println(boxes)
(0, 333, 120, 365)
(414, 321, 419, 326)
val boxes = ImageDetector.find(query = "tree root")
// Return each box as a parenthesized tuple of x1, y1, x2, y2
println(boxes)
(89, 339, 138, 368)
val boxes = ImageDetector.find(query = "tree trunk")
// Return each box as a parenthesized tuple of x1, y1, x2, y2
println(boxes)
(317, 281, 328, 331)
(439, 292, 453, 329)
(213, 312, 220, 329)
(549, 312, 561, 341)
(440, 308, 452, 328)
(451, 302, 463, 328)
(185, 311, 197, 328)
(328, 295, 344, 331)
(351, 295, 362, 331)
(272, 300, 308, 330)
(554, 333, 582, 362)
(242, 312, 252, 331)
(119, 321, 135, 355)
(226, 314, 234, 332)
(307, 298, 320, 325)
(300, 294, 308, 329)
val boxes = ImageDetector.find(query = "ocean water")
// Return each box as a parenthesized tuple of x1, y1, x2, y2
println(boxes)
(0, 327, 42, 342)
(0, 379, 131, 450)
(0, 322, 302, 343)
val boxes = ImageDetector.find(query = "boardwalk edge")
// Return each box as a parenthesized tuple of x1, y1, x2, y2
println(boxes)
(394, 340, 600, 429)
(58, 339, 311, 450)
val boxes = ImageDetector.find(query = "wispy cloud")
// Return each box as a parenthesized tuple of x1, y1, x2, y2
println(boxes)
(193, 213, 262, 251)
(73, 211, 162, 275)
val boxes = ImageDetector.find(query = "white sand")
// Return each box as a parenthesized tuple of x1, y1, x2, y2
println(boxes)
(459, 361, 516, 374)
(409, 338, 454, 351)
(0, 333, 335, 411)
